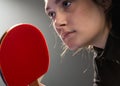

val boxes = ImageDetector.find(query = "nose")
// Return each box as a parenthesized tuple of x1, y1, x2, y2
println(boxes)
(54, 16, 67, 28)
(53, 13, 67, 34)
(55, 20, 67, 27)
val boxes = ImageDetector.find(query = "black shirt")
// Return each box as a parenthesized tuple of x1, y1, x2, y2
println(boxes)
(93, 32, 120, 86)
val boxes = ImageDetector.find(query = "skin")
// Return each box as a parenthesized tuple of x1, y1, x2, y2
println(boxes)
(29, 79, 45, 86)
(45, 0, 110, 50)
(29, 76, 45, 86)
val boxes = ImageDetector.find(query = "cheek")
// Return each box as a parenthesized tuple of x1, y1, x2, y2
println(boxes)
(69, 12, 105, 49)
(73, 5, 105, 36)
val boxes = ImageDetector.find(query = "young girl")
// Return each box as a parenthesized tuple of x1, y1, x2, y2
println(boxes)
(44, 0, 120, 86)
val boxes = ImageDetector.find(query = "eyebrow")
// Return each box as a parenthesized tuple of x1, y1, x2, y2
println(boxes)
(45, 0, 62, 11)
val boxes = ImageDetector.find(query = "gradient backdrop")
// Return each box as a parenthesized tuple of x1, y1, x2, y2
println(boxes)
(0, 0, 94, 86)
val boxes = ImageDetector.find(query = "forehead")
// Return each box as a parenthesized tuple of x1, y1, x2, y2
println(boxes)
(45, 0, 63, 6)
(45, 0, 62, 11)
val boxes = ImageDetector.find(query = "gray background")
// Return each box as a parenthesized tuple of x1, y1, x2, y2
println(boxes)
(0, 0, 94, 86)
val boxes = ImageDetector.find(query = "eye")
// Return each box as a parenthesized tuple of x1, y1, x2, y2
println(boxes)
(48, 11, 56, 19)
(62, 0, 71, 8)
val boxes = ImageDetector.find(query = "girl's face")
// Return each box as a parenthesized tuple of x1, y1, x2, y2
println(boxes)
(45, 0, 109, 50)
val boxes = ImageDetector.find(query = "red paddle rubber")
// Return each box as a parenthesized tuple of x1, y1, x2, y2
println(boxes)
(0, 24, 49, 86)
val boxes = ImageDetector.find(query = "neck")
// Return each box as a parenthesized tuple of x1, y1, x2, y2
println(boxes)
(92, 28, 110, 49)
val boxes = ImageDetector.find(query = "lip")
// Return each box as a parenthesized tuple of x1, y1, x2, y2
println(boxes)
(62, 30, 76, 40)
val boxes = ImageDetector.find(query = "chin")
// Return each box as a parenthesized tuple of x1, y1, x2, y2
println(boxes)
(67, 42, 86, 51)
(65, 40, 83, 51)
(68, 45, 80, 51)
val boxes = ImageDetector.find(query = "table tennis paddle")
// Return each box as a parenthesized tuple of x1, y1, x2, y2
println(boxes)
(0, 23, 49, 86)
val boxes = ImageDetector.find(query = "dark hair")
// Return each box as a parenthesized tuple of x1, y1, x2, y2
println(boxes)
(112, 1, 120, 37)
(93, 0, 120, 37)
